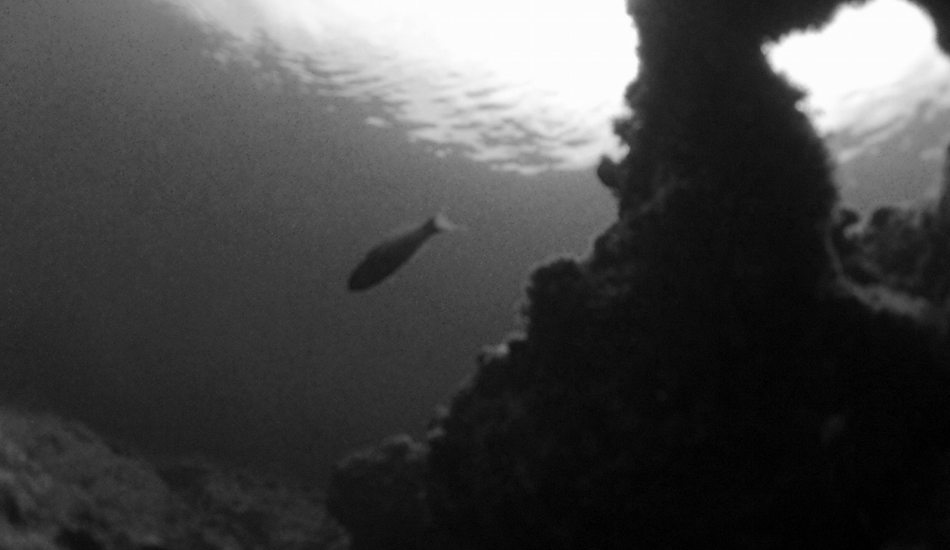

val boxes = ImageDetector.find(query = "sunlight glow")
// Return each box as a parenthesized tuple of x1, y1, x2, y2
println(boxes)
(766, 0, 950, 132)
(174, 0, 636, 173)
(194, 0, 638, 109)
(176, 0, 948, 174)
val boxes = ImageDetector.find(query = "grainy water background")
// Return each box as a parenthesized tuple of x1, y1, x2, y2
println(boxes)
(0, 0, 947, 488)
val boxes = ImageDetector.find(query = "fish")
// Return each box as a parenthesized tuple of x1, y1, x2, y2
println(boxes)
(347, 212, 461, 292)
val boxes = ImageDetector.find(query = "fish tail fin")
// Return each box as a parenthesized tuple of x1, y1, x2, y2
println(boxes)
(430, 211, 464, 233)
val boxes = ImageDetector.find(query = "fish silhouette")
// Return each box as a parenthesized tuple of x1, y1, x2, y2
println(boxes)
(347, 213, 460, 292)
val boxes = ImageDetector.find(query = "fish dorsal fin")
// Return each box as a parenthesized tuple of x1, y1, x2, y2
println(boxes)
(429, 212, 465, 233)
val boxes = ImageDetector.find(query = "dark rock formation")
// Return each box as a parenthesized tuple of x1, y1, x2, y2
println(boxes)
(916, 0, 950, 54)
(329, 1, 950, 549)
(326, 435, 429, 550)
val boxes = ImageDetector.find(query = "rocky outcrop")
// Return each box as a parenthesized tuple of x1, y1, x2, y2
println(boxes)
(329, 1, 950, 549)
(0, 409, 346, 550)
(838, 146, 950, 313)
(326, 435, 429, 550)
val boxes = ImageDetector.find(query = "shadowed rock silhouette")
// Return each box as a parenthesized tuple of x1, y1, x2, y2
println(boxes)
(329, 1, 950, 549)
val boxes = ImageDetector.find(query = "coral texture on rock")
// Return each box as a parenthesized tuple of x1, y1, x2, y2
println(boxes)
(329, 1, 950, 549)
(0, 409, 346, 550)
(327, 435, 429, 550)
(837, 148, 950, 315)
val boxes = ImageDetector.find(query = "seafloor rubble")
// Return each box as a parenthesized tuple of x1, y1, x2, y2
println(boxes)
(0, 410, 347, 549)
(328, 1, 950, 549)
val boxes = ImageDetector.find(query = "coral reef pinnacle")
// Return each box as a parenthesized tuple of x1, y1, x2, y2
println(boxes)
(329, 1, 950, 548)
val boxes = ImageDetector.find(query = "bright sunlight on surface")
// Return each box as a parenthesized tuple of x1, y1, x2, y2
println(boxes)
(177, 0, 637, 173)
(766, 0, 950, 133)
(177, 0, 948, 173)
